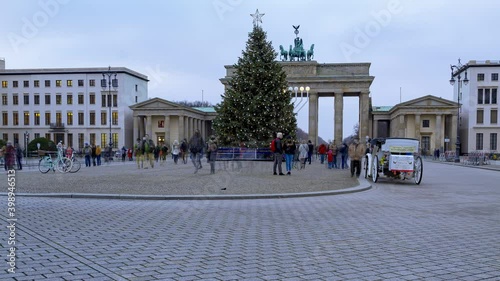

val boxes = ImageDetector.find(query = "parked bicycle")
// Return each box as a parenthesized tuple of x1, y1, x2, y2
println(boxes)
(38, 149, 73, 173)
(68, 151, 81, 173)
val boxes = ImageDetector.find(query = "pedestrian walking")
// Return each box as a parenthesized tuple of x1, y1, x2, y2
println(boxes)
(318, 143, 327, 164)
(348, 136, 366, 178)
(172, 140, 180, 164)
(14, 143, 23, 170)
(299, 140, 309, 170)
(83, 143, 92, 167)
(207, 135, 218, 174)
(307, 140, 314, 164)
(189, 129, 204, 174)
(284, 137, 296, 175)
(271, 132, 284, 175)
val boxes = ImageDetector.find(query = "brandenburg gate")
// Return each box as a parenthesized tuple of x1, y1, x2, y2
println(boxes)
(221, 61, 374, 146)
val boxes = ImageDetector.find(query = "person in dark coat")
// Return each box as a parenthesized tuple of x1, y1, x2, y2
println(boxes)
(4, 141, 16, 170)
(14, 143, 23, 170)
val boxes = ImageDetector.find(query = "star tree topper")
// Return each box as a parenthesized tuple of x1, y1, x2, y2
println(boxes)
(250, 9, 264, 26)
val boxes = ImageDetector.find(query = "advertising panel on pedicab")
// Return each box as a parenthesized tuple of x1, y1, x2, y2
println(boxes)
(381, 138, 419, 153)
(389, 155, 414, 172)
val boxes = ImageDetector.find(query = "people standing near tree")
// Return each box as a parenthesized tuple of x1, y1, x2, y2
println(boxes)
(307, 140, 314, 164)
(189, 129, 204, 174)
(14, 143, 23, 170)
(318, 143, 327, 164)
(134, 138, 143, 168)
(4, 141, 15, 171)
(272, 132, 284, 175)
(83, 143, 92, 167)
(180, 139, 188, 164)
(172, 140, 180, 164)
(299, 140, 309, 170)
(96, 145, 102, 166)
(340, 142, 348, 169)
(348, 136, 366, 178)
(207, 135, 218, 174)
(283, 136, 296, 175)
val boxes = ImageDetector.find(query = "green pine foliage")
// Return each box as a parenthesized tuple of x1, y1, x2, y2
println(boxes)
(214, 25, 297, 147)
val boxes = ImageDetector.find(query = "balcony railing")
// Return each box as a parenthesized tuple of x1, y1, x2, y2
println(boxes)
(49, 122, 65, 131)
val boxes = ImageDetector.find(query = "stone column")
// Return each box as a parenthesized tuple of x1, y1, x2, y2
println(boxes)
(451, 113, 458, 152)
(436, 114, 442, 150)
(139, 116, 145, 138)
(415, 114, 421, 142)
(201, 119, 206, 140)
(133, 116, 139, 143)
(164, 115, 170, 145)
(359, 91, 370, 139)
(308, 92, 319, 145)
(399, 115, 405, 137)
(373, 118, 379, 138)
(184, 116, 189, 140)
(178, 115, 185, 141)
(334, 91, 344, 145)
(189, 117, 194, 138)
(146, 115, 152, 139)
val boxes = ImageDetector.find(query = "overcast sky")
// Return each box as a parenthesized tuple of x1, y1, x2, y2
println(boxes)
(1, 0, 499, 142)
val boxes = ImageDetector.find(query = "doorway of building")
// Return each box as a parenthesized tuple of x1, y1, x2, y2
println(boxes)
(421, 136, 430, 156)
(156, 135, 165, 146)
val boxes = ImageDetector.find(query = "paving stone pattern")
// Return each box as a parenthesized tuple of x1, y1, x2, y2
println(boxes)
(1, 161, 500, 280)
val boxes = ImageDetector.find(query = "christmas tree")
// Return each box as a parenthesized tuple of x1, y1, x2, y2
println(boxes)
(213, 24, 297, 147)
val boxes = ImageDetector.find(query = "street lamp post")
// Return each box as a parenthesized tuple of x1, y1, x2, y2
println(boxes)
(101, 66, 118, 159)
(288, 85, 310, 113)
(449, 59, 469, 163)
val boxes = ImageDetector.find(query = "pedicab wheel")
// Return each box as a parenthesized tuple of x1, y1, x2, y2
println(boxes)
(372, 155, 379, 183)
(57, 157, 73, 173)
(69, 158, 81, 173)
(38, 158, 51, 174)
(363, 155, 369, 179)
(413, 155, 423, 185)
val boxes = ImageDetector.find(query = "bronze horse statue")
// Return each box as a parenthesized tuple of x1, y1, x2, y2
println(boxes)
(307, 44, 314, 61)
(289, 45, 306, 61)
(279, 45, 288, 61)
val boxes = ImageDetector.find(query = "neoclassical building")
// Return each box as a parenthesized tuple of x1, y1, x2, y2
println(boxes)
(371, 95, 459, 155)
(129, 98, 216, 146)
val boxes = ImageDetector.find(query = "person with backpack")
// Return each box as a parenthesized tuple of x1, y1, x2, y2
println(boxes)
(134, 138, 143, 168)
(189, 129, 204, 174)
(206, 135, 218, 174)
(318, 143, 327, 164)
(180, 139, 188, 164)
(271, 132, 284, 175)
(340, 142, 348, 169)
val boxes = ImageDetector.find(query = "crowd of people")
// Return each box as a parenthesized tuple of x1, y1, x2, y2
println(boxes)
(271, 132, 367, 178)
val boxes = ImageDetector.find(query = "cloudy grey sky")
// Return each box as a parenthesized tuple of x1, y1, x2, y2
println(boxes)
(1, 0, 499, 141)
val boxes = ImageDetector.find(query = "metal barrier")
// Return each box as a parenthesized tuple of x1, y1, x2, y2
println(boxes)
(215, 147, 273, 161)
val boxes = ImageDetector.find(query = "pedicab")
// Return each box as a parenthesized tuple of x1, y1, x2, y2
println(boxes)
(364, 137, 423, 185)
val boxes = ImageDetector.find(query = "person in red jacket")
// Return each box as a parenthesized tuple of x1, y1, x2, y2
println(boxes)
(327, 149, 334, 169)
(318, 143, 327, 164)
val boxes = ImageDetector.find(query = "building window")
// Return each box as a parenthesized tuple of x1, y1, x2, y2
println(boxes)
(13, 133, 19, 144)
(89, 93, 95, 104)
(78, 94, 84, 104)
(67, 94, 73, 105)
(135, 84, 138, 92)
(45, 112, 51, 125)
(13, 112, 19, 126)
(34, 80, 40, 87)
(78, 80, 84, 87)
(478, 89, 483, 104)
(78, 112, 84, 125)
(24, 112, 30, 125)
(78, 133, 84, 149)
(24, 93, 29, 105)
(23, 81, 29, 87)
(101, 111, 107, 125)
(476, 133, 483, 150)
(13, 81, 18, 88)
(67, 112, 73, 125)
(56, 94, 62, 105)
(2, 81, 8, 88)
(485, 89, 490, 104)
(56, 112, 62, 124)
(112, 111, 118, 125)
(490, 133, 498, 151)
(34, 112, 40, 125)
(45, 94, 51, 105)
(45, 80, 50, 87)
(90, 133, 96, 145)
(101, 94, 106, 107)
(422, 120, 430, 128)
(477, 73, 485, 81)
(89, 79, 95, 87)
(477, 109, 484, 124)
(492, 73, 498, 81)
(13, 94, 18, 105)
(34, 133, 40, 139)
(101, 133, 107, 147)
(2, 112, 8, 126)
(67, 80, 73, 87)
(491, 109, 498, 124)
(56, 80, 62, 87)
(67, 133, 73, 148)
(135, 96, 138, 103)
(45, 133, 51, 140)
(2, 94, 7, 105)
(34, 94, 40, 105)
(2, 133, 7, 141)
(112, 133, 118, 149)
(492, 89, 497, 104)
(113, 94, 117, 107)
(89, 112, 95, 125)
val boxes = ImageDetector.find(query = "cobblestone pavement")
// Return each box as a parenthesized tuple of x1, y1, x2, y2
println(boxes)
(1, 161, 500, 280)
